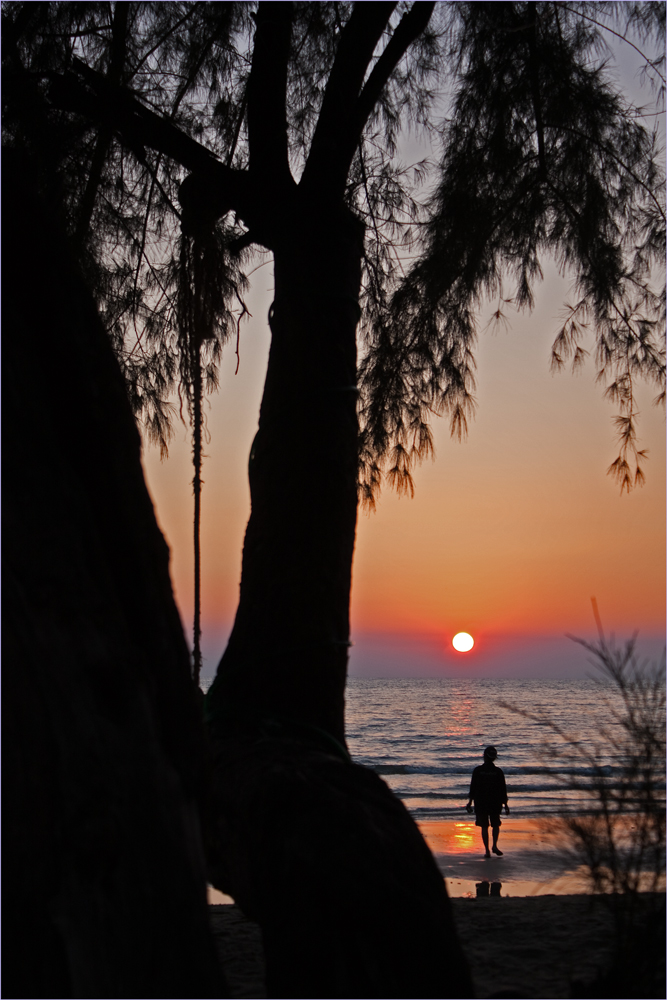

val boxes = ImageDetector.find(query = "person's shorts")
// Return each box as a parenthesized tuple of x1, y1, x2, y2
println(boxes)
(475, 810, 502, 828)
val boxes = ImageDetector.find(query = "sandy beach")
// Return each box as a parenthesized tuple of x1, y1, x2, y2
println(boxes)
(207, 816, 663, 998)
(208, 895, 625, 999)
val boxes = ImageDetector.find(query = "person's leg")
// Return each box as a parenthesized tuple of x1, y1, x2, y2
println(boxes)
(480, 825, 490, 857)
(491, 824, 503, 855)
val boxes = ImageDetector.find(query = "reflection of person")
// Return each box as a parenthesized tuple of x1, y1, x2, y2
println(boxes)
(466, 746, 510, 857)
(475, 879, 502, 897)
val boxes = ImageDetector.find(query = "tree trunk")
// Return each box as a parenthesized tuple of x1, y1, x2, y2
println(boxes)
(207, 202, 363, 749)
(204, 198, 474, 998)
(206, 734, 474, 1000)
(2, 151, 227, 999)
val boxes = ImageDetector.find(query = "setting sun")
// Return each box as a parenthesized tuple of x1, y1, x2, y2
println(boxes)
(452, 632, 474, 652)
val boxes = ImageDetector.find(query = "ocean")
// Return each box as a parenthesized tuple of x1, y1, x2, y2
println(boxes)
(201, 675, 626, 819)
(203, 675, 651, 895)
(345, 677, 625, 821)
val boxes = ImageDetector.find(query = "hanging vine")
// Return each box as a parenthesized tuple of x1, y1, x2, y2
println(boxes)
(177, 185, 249, 688)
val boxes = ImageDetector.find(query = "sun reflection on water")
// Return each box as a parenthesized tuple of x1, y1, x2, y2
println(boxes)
(421, 820, 480, 855)
(444, 697, 474, 737)
(452, 821, 476, 850)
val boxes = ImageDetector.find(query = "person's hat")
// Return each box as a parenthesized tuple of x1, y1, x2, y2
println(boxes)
(483, 746, 498, 759)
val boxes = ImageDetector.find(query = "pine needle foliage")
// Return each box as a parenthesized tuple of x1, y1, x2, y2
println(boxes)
(2, 1, 253, 455)
(2, 1, 252, 682)
(3, 1, 664, 499)
(358, 1, 665, 504)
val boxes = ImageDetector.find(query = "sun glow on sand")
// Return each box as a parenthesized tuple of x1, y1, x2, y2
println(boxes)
(452, 632, 474, 652)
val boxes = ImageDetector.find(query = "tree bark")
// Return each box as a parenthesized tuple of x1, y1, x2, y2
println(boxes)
(205, 735, 474, 999)
(207, 199, 363, 749)
(2, 150, 226, 999)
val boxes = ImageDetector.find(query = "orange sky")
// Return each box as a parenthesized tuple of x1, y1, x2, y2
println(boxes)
(142, 257, 665, 680)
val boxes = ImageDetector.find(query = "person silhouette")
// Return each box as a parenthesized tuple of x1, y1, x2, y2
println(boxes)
(466, 746, 510, 857)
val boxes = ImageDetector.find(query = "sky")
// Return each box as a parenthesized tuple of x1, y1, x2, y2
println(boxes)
(141, 254, 665, 681)
(141, 37, 665, 682)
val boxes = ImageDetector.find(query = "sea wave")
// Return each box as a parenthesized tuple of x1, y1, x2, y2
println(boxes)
(406, 802, 622, 820)
(368, 763, 621, 778)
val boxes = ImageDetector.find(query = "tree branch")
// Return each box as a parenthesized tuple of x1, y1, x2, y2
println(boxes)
(74, 1, 129, 249)
(48, 61, 254, 222)
(301, 2, 397, 198)
(354, 2, 436, 135)
(247, 2, 295, 191)
(559, 3, 666, 86)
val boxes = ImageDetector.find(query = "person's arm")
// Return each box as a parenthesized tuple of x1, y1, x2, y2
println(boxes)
(500, 769, 510, 813)
(466, 770, 476, 812)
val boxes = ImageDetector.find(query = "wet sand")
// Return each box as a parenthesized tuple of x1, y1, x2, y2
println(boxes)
(207, 817, 587, 908)
(419, 817, 590, 897)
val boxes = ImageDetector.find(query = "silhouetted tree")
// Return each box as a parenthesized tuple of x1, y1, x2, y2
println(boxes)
(2, 149, 226, 999)
(4, 1, 663, 719)
(3, 3, 664, 997)
(2, 0, 252, 680)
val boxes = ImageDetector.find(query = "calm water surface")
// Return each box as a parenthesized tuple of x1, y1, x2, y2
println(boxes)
(345, 678, 624, 820)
